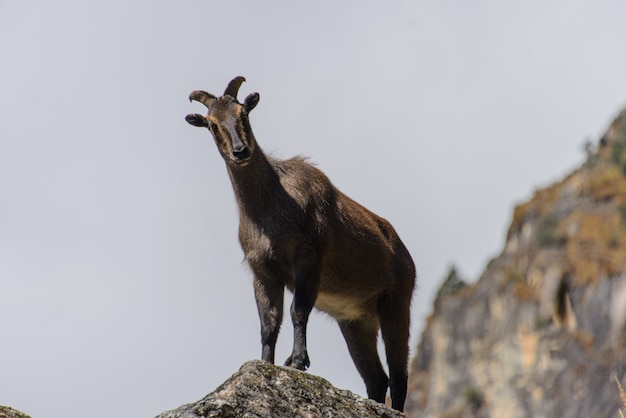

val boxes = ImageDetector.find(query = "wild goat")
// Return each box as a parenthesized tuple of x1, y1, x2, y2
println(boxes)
(185, 76, 416, 411)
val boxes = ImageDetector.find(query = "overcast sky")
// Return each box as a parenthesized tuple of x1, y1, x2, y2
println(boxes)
(2, 1, 626, 417)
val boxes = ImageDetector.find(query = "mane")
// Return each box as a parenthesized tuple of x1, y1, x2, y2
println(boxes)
(268, 152, 316, 174)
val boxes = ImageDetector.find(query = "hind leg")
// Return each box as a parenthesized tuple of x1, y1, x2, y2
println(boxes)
(338, 318, 389, 403)
(378, 293, 411, 412)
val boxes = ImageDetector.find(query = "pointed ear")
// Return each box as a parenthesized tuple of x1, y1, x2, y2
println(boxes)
(243, 93, 260, 112)
(185, 113, 208, 127)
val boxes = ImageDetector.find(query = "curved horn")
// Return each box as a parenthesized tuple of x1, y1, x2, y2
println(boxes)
(224, 76, 246, 99)
(189, 90, 216, 108)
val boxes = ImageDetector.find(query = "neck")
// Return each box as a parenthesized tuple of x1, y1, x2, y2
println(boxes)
(226, 146, 279, 216)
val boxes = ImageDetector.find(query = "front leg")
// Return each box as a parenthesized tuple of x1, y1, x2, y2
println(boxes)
(284, 255, 320, 370)
(253, 275, 284, 364)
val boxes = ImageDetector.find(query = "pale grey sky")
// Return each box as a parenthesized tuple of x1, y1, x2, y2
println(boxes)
(1, 1, 626, 417)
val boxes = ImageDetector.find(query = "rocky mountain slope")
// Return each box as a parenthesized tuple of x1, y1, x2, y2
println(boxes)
(406, 109, 626, 417)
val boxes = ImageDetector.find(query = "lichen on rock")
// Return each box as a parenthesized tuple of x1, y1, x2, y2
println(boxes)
(0, 406, 31, 418)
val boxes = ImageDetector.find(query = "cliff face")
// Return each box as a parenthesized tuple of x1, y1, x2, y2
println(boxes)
(406, 110, 626, 418)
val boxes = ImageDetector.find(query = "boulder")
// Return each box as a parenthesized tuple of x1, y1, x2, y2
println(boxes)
(156, 360, 404, 418)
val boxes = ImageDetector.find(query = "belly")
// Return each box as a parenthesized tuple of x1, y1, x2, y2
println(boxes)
(314, 293, 367, 320)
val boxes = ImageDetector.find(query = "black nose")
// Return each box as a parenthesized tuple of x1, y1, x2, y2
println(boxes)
(233, 146, 251, 161)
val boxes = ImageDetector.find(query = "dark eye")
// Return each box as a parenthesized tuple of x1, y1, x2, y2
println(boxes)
(208, 122, 218, 132)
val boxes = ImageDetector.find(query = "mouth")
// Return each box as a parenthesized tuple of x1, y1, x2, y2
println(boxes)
(232, 147, 252, 165)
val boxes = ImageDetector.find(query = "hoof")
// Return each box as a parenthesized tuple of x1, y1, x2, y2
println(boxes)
(284, 353, 310, 370)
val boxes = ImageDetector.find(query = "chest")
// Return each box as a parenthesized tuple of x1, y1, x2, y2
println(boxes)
(238, 218, 325, 285)
(239, 221, 296, 271)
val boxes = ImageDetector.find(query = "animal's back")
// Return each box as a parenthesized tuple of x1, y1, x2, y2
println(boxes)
(273, 156, 415, 318)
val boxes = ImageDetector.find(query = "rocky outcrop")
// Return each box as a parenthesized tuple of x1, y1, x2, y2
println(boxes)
(0, 406, 31, 418)
(405, 110, 626, 417)
(156, 360, 404, 418)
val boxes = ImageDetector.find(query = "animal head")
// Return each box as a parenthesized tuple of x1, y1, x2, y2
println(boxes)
(186, 76, 260, 166)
